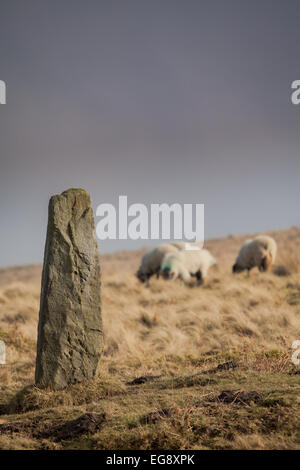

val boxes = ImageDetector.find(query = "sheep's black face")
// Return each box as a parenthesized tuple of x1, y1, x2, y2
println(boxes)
(232, 263, 243, 273)
(136, 271, 146, 283)
(162, 268, 174, 280)
(259, 256, 269, 272)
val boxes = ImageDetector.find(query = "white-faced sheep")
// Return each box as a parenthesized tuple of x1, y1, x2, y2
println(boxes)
(160, 249, 217, 285)
(136, 242, 186, 286)
(232, 235, 277, 275)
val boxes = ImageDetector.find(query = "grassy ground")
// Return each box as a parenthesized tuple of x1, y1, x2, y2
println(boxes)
(0, 227, 300, 449)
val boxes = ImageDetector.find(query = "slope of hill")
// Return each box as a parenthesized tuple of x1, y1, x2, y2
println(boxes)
(0, 228, 299, 449)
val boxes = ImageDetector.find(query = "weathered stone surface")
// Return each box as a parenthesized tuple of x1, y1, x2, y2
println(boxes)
(35, 188, 103, 390)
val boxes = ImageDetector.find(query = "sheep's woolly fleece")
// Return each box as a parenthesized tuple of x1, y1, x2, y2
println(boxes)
(161, 248, 217, 283)
(233, 235, 277, 273)
(136, 242, 187, 284)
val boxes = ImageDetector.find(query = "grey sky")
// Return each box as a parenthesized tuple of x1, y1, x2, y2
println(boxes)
(0, 0, 299, 267)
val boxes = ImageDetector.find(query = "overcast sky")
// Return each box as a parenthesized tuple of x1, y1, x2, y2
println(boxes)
(0, 0, 299, 267)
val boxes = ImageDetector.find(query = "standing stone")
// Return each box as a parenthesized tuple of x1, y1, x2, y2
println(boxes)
(35, 188, 103, 390)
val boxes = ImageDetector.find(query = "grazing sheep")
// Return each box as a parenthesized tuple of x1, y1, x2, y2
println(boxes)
(232, 235, 277, 275)
(161, 249, 217, 285)
(136, 242, 186, 286)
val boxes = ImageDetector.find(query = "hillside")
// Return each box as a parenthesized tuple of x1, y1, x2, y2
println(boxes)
(0, 227, 300, 449)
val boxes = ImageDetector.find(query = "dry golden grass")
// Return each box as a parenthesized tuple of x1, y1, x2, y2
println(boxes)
(0, 227, 299, 449)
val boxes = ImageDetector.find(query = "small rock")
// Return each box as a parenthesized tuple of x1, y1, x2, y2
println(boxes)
(215, 389, 262, 404)
(126, 375, 160, 385)
(47, 413, 106, 440)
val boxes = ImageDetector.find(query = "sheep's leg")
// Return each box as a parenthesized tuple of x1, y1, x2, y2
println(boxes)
(179, 267, 191, 286)
(195, 270, 203, 286)
(260, 256, 269, 272)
